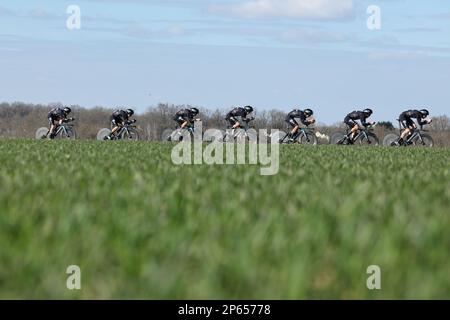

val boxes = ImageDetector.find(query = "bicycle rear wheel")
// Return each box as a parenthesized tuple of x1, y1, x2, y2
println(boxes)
(97, 128, 112, 141)
(331, 132, 347, 145)
(35, 127, 49, 139)
(383, 133, 400, 147)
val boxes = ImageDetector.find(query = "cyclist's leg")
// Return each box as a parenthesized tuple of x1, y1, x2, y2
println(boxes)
(49, 118, 63, 139)
(180, 118, 189, 129)
(287, 119, 299, 141)
(107, 117, 122, 139)
(229, 117, 240, 137)
(350, 123, 359, 141)
(399, 119, 414, 144)
(47, 117, 56, 138)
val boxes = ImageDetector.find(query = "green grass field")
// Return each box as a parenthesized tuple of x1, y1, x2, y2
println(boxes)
(0, 140, 449, 299)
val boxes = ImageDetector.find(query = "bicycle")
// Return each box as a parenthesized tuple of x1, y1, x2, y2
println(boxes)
(278, 125, 317, 145)
(223, 119, 257, 143)
(167, 123, 195, 142)
(35, 118, 77, 140)
(383, 120, 434, 147)
(331, 124, 379, 146)
(97, 121, 140, 141)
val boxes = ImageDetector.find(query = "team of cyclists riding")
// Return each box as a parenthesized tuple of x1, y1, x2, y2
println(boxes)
(42, 105, 434, 146)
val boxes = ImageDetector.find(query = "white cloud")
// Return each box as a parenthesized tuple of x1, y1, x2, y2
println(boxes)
(210, 0, 355, 21)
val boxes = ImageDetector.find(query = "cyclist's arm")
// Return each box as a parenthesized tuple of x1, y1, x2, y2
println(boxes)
(417, 118, 428, 126)
(299, 114, 309, 126)
(360, 116, 369, 127)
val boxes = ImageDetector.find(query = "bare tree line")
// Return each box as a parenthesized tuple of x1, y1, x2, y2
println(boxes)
(1, 101, 449, 146)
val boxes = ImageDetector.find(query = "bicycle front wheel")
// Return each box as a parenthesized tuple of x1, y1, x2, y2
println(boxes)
(65, 127, 76, 140)
(123, 128, 140, 141)
(412, 133, 434, 147)
(298, 132, 317, 145)
(358, 132, 379, 146)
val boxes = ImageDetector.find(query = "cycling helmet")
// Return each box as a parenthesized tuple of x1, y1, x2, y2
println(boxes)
(304, 108, 314, 117)
(63, 107, 72, 114)
(363, 108, 373, 116)
(419, 109, 429, 117)
(189, 107, 199, 116)
(126, 109, 134, 116)
(244, 106, 254, 114)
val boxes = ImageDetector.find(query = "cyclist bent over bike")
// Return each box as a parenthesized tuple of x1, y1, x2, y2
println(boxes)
(47, 106, 72, 139)
(285, 108, 315, 143)
(225, 106, 254, 133)
(344, 108, 375, 144)
(173, 107, 200, 128)
(105, 108, 136, 140)
(394, 109, 432, 146)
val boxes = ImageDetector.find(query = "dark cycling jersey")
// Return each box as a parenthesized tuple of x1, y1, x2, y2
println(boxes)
(48, 108, 65, 120)
(285, 110, 309, 126)
(111, 110, 129, 125)
(399, 110, 427, 127)
(225, 107, 252, 124)
(173, 109, 196, 123)
(344, 111, 370, 127)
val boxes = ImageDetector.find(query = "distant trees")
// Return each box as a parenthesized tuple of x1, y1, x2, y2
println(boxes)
(0, 102, 449, 146)
(431, 115, 450, 131)
(377, 121, 395, 131)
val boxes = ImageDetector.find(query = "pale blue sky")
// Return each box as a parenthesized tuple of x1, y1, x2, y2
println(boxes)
(0, 0, 449, 123)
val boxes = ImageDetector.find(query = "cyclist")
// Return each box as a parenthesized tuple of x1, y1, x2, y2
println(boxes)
(105, 108, 136, 140)
(173, 107, 200, 129)
(395, 109, 432, 146)
(47, 106, 72, 139)
(344, 108, 375, 143)
(284, 108, 315, 142)
(225, 106, 254, 133)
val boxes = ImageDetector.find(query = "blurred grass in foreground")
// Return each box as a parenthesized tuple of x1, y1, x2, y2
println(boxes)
(0, 140, 449, 299)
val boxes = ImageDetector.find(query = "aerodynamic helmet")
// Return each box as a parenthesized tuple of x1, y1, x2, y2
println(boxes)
(244, 106, 254, 114)
(63, 107, 72, 114)
(126, 109, 134, 116)
(304, 108, 314, 117)
(419, 109, 429, 118)
(189, 107, 200, 116)
(363, 108, 373, 116)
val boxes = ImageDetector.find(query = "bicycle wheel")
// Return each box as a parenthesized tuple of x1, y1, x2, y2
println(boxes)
(358, 132, 379, 146)
(123, 128, 140, 141)
(97, 128, 111, 141)
(331, 132, 347, 145)
(223, 130, 234, 143)
(35, 127, 49, 139)
(383, 133, 400, 147)
(275, 131, 289, 144)
(298, 132, 318, 145)
(235, 129, 249, 144)
(411, 133, 434, 147)
(54, 127, 69, 140)
(65, 127, 76, 140)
